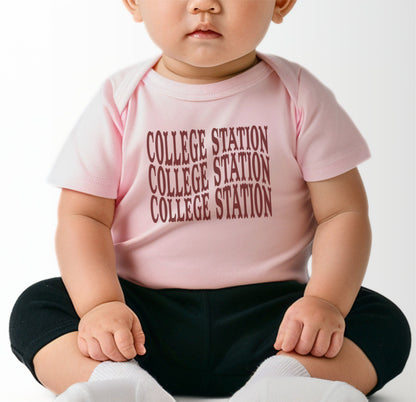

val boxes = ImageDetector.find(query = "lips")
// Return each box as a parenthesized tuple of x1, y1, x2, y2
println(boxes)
(188, 23, 222, 39)
(188, 30, 222, 39)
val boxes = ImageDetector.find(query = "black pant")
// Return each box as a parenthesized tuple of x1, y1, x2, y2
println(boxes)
(9, 277, 411, 397)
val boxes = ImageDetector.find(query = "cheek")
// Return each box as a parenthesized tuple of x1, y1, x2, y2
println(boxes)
(230, 8, 273, 48)
(141, 8, 183, 49)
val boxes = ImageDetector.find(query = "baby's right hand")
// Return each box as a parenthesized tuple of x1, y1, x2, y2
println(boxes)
(78, 301, 146, 362)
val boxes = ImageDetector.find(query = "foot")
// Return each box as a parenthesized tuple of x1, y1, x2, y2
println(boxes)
(55, 378, 176, 402)
(230, 376, 367, 402)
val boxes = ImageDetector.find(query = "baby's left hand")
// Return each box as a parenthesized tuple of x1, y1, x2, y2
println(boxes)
(274, 296, 345, 358)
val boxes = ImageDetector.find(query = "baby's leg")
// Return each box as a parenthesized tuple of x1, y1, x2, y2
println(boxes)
(230, 337, 373, 401)
(9, 278, 175, 401)
(277, 337, 377, 394)
(33, 331, 99, 394)
(9, 278, 83, 392)
(34, 332, 175, 401)
(229, 285, 411, 401)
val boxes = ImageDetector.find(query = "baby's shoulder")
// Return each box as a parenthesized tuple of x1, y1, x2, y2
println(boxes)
(259, 52, 306, 104)
(107, 55, 160, 113)
(259, 52, 334, 106)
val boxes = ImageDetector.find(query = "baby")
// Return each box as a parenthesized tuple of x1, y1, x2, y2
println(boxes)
(9, 1, 411, 401)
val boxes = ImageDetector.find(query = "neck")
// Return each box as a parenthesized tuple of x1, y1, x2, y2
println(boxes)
(153, 51, 260, 84)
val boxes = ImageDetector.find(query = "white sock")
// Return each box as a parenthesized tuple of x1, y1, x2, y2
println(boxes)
(247, 355, 311, 380)
(230, 356, 367, 402)
(55, 360, 175, 402)
(89, 359, 155, 382)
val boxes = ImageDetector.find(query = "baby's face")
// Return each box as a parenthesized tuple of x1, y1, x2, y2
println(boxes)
(126, 0, 283, 68)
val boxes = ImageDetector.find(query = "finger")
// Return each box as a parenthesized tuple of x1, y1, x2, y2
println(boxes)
(325, 331, 344, 358)
(99, 332, 128, 362)
(274, 322, 286, 350)
(295, 324, 319, 355)
(310, 330, 332, 357)
(78, 335, 89, 357)
(131, 315, 146, 355)
(88, 337, 109, 361)
(281, 320, 303, 352)
(114, 328, 138, 360)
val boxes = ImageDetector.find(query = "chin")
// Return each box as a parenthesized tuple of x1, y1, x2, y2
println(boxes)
(182, 54, 237, 69)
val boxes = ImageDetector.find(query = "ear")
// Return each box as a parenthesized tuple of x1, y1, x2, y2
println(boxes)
(272, 0, 297, 24)
(122, 0, 143, 23)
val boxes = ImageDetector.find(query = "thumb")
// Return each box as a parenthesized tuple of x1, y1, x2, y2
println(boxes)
(131, 314, 146, 355)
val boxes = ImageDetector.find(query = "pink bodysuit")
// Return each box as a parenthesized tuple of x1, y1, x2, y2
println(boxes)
(48, 52, 370, 289)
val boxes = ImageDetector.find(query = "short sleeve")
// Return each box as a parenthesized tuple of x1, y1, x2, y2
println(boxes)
(47, 79, 123, 199)
(296, 67, 371, 182)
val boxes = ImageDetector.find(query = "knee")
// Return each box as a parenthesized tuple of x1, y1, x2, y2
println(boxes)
(9, 277, 81, 388)
(366, 289, 411, 371)
(9, 278, 73, 351)
(347, 288, 412, 391)
(379, 295, 412, 377)
(10, 278, 61, 324)
(10, 280, 48, 332)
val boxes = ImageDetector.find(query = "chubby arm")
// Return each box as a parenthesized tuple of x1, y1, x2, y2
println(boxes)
(56, 189, 146, 361)
(305, 167, 371, 316)
(56, 189, 123, 316)
(275, 168, 371, 357)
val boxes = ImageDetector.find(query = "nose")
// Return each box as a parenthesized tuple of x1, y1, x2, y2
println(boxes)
(187, 0, 221, 14)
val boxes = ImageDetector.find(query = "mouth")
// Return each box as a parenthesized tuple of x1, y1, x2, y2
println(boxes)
(188, 30, 222, 39)
(188, 23, 222, 39)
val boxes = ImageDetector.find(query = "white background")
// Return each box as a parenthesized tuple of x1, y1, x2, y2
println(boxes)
(1, 1, 414, 401)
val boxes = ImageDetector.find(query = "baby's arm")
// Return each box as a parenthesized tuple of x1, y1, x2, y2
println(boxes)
(275, 168, 371, 357)
(55, 189, 146, 361)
